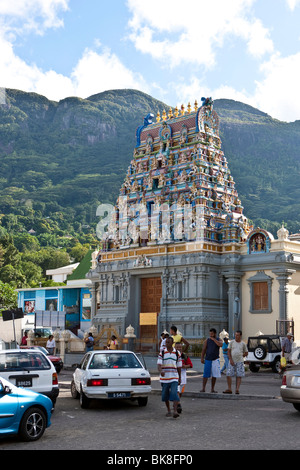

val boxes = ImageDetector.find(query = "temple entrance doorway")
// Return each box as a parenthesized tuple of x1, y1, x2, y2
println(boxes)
(138, 277, 162, 352)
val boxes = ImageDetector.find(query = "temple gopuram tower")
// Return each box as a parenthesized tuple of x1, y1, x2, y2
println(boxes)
(87, 97, 253, 348)
(87, 97, 300, 349)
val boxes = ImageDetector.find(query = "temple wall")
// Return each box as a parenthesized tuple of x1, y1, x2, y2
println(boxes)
(241, 269, 280, 338)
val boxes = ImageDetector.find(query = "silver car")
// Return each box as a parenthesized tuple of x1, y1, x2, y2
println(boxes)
(280, 367, 300, 412)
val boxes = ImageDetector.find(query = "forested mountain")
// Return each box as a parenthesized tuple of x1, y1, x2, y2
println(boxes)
(0, 88, 300, 288)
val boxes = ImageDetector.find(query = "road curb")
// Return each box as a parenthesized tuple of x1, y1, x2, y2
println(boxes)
(58, 380, 279, 400)
(150, 388, 280, 400)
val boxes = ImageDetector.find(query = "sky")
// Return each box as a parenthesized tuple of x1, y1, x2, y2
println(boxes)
(1, 0, 300, 121)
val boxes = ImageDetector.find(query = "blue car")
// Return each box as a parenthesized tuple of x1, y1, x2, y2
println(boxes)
(0, 376, 53, 441)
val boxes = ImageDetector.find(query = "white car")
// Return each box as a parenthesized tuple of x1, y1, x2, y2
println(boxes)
(71, 350, 151, 409)
(0, 349, 59, 406)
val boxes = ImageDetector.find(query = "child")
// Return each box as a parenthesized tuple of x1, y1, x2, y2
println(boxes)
(175, 342, 193, 413)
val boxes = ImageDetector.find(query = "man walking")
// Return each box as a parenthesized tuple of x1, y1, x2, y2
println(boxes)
(200, 328, 223, 393)
(157, 336, 182, 418)
(223, 330, 248, 395)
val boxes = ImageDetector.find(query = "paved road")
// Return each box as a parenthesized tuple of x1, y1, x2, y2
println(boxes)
(1, 369, 299, 452)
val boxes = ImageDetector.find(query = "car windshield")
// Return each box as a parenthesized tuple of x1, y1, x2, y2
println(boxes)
(0, 352, 51, 371)
(88, 353, 142, 370)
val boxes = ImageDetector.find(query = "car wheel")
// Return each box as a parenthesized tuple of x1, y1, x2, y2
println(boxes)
(71, 380, 80, 399)
(137, 397, 148, 407)
(293, 403, 300, 412)
(271, 357, 281, 373)
(249, 363, 260, 372)
(19, 407, 46, 442)
(80, 388, 91, 409)
(254, 346, 267, 360)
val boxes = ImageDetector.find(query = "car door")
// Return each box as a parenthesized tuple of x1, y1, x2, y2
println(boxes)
(0, 381, 19, 431)
(74, 353, 91, 390)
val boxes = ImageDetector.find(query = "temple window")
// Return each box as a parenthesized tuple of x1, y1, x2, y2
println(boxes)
(247, 271, 273, 313)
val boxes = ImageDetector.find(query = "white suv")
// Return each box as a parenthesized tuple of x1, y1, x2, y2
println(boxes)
(246, 335, 283, 373)
(0, 349, 59, 405)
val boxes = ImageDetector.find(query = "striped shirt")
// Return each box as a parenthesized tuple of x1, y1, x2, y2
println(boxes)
(157, 348, 182, 383)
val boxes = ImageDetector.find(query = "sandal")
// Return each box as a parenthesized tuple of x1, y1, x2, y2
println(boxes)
(166, 412, 172, 417)
(223, 390, 232, 394)
(173, 413, 179, 418)
(235, 390, 240, 395)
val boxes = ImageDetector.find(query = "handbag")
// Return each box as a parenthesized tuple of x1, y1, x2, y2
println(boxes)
(280, 356, 286, 368)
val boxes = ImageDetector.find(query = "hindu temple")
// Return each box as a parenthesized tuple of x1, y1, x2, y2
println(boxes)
(87, 98, 300, 349)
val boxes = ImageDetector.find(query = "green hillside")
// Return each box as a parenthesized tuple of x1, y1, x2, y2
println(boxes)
(0, 88, 300, 288)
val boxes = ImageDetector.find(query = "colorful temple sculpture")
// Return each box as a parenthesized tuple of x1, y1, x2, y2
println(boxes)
(87, 98, 300, 349)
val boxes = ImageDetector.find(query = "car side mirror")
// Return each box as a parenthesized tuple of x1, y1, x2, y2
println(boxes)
(0, 381, 10, 395)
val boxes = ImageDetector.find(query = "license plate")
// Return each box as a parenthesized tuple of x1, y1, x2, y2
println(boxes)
(16, 378, 32, 387)
(108, 392, 131, 399)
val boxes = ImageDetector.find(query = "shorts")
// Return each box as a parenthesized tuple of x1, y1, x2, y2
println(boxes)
(161, 382, 179, 402)
(203, 359, 221, 378)
(226, 361, 245, 377)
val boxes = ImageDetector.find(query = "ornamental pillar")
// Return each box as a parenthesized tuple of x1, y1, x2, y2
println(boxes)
(222, 270, 243, 339)
(272, 269, 295, 321)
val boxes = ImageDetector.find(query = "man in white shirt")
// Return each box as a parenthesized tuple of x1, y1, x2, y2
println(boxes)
(223, 330, 248, 395)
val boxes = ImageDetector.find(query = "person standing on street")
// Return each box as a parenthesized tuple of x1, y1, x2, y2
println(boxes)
(175, 342, 193, 413)
(281, 332, 293, 362)
(157, 336, 182, 418)
(201, 328, 223, 393)
(107, 335, 119, 350)
(221, 336, 229, 374)
(21, 331, 28, 347)
(170, 325, 190, 353)
(85, 332, 94, 352)
(46, 335, 56, 355)
(223, 330, 248, 395)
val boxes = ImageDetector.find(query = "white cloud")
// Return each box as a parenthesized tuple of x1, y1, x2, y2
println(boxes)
(126, 0, 274, 67)
(253, 52, 300, 121)
(172, 51, 300, 122)
(286, 0, 300, 10)
(0, 33, 75, 100)
(172, 76, 251, 110)
(0, 0, 69, 35)
(0, 1, 149, 101)
(71, 47, 149, 99)
(0, 30, 149, 101)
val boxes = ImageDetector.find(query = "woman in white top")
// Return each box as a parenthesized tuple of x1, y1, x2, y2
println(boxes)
(46, 335, 56, 355)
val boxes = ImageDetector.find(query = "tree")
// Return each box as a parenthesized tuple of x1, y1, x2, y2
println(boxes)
(0, 264, 26, 287)
(0, 280, 18, 313)
(69, 243, 89, 262)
